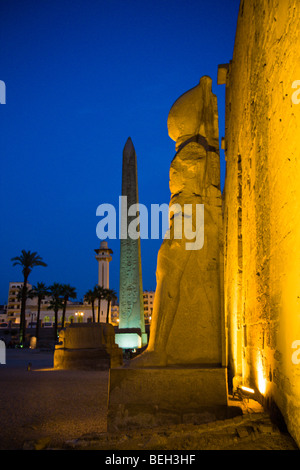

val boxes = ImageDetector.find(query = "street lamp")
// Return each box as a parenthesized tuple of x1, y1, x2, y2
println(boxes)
(75, 312, 84, 323)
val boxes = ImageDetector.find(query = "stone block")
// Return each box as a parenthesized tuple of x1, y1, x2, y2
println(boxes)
(107, 365, 228, 431)
(217, 64, 229, 85)
(115, 328, 146, 350)
(54, 323, 123, 370)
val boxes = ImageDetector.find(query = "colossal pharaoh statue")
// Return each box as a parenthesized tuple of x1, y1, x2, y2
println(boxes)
(132, 75, 224, 367)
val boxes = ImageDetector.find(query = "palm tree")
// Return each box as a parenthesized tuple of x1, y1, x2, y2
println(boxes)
(103, 288, 117, 323)
(16, 284, 34, 303)
(61, 284, 77, 328)
(48, 283, 64, 341)
(31, 282, 49, 342)
(94, 285, 105, 323)
(84, 288, 97, 322)
(11, 250, 47, 346)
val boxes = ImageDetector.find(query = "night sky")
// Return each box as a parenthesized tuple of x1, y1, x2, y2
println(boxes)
(0, 0, 240, 304)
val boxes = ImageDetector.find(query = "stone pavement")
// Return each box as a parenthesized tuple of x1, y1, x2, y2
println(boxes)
(63, 403, 298, 451)
(0, 349, 298, 451)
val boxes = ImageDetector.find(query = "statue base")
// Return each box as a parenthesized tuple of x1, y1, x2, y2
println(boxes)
(115, 328, 148, 350)
(54, 347, 122, 370)
(107, 365, 235, 432)
(54, 323, 123, 370)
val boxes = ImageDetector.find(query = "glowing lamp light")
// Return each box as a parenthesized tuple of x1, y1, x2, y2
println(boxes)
(115, 333, 142, 350)
(258, 368, 267, 395)
(257, 357, 267, 395)
(235, 385, 255, 401)
(240, 386, 255, 394)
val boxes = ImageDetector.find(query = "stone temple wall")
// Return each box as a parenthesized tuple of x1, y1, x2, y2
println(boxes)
(223, 0, 300, 447)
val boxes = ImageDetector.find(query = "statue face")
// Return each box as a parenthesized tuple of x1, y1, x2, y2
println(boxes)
(170, 142, 207, 197)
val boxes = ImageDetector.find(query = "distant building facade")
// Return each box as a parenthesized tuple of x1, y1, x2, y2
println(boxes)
(6, 282, 37, 324)
(143, 291, 155, 325)
(4, 282, 154, 328)
(5, 281, 95, 326)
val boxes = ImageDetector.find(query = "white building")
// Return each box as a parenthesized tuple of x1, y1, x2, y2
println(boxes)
(5, 281, 95, 326)
(5, 241, 117, 327)
(5, 286, 111, 327)
(6, 282, 37, 325)
(143, 291, 155, 324)
(110, 304, 119, 326)
(5, 241, 155, 328)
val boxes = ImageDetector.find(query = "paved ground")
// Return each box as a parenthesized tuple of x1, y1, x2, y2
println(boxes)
(0, 349, 109, 450)
(0, 349, 298, 451)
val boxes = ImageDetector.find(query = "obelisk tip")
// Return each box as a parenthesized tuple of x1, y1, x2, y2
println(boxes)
(123, 137, 136, 159)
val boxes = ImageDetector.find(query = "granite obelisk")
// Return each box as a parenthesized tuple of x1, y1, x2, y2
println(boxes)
(116, 137, 147, 349)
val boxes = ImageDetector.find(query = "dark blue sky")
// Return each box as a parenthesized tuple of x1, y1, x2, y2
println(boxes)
(0, 0, 240, 304)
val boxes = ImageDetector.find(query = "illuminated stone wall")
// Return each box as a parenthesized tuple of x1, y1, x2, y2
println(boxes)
(223, 0, 300, 446)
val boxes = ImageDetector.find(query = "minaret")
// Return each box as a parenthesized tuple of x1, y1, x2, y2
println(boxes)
(95, 240, 113, 322)
(95, 240, 113, 288)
